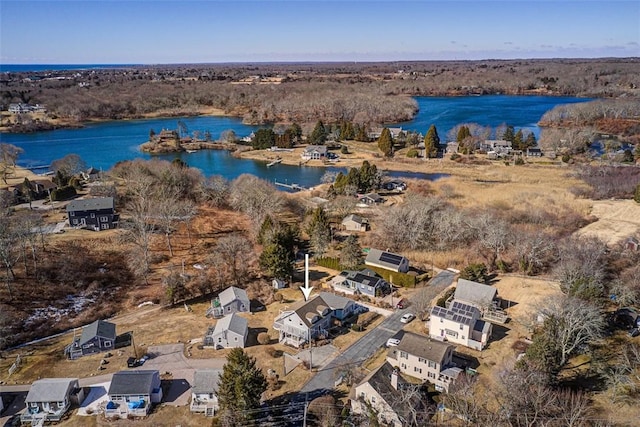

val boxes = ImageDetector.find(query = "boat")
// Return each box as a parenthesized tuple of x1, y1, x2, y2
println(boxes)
(266, 158, 282, 167)
(186, 149, 197, 153)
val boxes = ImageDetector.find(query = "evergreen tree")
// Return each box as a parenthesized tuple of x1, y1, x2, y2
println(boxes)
(252, 128, 276, 150)
(21, 177, 34, 208)
(377, 127, 394, 157)
(355, 124, 369, 142)
(309, 120, 327, 145)
(306, 207, 331, 257)
(456, 125, 471, 142)
(359, 161, 379, 193)
(346, 168, 361, 191)
(424, 125, 440, 158)
(502, 125, 515, 143)
(257, 216, 275, 245)
(218, 348, 267, 424)
(340, 235, 363, 269)
(333, 172, 348, 195)
(513, 129, 524, 150)
(525, 132, 537, 148)
(259, 241, 294, 279)
(634, 184, 640, 204)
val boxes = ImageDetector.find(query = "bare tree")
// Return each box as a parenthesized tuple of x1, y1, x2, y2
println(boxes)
(216, 234, 253, 286)
(443, 372, 492, 426)
(554, 236, 608, 299)
(229, 174, 284, 232)
(201, 175, 230, 207)
(50, 153, 87, 177)
(0, 143, 23, 184)
(469, 212, 513, 269)
(513, 230, 557, 276)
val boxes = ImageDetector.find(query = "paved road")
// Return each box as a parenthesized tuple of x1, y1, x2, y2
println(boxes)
(269, 270, 456, 426)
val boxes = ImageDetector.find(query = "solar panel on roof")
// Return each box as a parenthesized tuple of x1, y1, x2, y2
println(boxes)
(379, 252, 403, 265)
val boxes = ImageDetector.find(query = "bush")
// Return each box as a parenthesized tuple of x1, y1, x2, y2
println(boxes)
(265, 346, 282, 358)
(50, 186, 77, 201)
(356, 311, 379, 328)
(635, 184, 640, 203)
(315, 257, 341, 270)
(562, 154, 571, 163)
(351, 324, 364, 332)
(257, 332, 271, 345)
(274, 292, 284, 302)
(436, 287, 455, 308)
(406, 148, 419, 158)
(340, 145, 349, 154)
(460, 263, 488, 283)
(450, 153, 461, 161)
(514, 157, 525, 165)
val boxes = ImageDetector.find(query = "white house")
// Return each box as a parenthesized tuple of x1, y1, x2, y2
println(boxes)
(203, 313, 248, 349)
(301, 145, 327, 160)
(190, 369, 222, 416)
(428, 301, 492, 351)
(21, 378, 84, 424)
(453, 279, 499, 310)
(341, 214, 369, 232)
(207, 286, 250, 318)
(273, 295, 334, 348)
(365, 248, 410, 273)
(386, 332, 461, 392)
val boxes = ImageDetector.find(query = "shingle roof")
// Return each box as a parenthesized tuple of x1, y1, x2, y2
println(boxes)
(66, 197, 114, 213)
(284, 295, 332, 328)
(454, 279, 497, 308)
(342, 214, 366, 225)
(392, 332, 453, 364)
(218, 286, 249, 307)
(108, 370, 158, 396)
(192, 369, 222, 395)
(26, 378, 78, 403)
(79, 319, 116, 346)
(318, 292, 353, 311)
(213, 313, 248, 337)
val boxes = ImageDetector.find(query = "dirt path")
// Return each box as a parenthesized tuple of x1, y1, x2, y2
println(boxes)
(576, 199, 640, 245)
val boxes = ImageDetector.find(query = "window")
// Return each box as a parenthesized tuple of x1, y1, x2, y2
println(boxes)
(371, 396, 376, 403)
(400, 351, 408, 359)
(72, 219, 78, 225)
(446, 330, 458, 338)
(70, 212, 75, 217)
(418, 357, 426, 364)
(401, 363, 407, 369)
(461, 336, 465, 340)
(414, 367, 422, 374)
(428, 372, 436, 379)
(100, 216, 108, 222)
(440, 318, 443, 323)
(90, 213, 95, 218)
(104, 341, 112, 347)
(428, 360, 436, 368)
(101, 223, 109, 230)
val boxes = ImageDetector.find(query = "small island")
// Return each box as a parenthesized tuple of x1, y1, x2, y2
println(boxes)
(140, 128, 229, 154)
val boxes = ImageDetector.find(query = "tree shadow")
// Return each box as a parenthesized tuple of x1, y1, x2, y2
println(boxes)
(452, 352, 480, 370)
(247, 327, 268, 347)
(490, 324, 511, 343)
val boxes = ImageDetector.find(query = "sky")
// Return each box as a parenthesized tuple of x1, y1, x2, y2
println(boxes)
(1, 0, 639, 64)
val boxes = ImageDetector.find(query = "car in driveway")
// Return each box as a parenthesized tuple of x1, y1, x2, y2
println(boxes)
(396, 299, 409, 309)
(400, 313, 415, 324)
(386, 338, 401, 347)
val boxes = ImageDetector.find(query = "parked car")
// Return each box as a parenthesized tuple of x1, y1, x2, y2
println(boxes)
(127, 357, 141, 368)
(396, 299, 409, 309)
(400, 313, 415, 324)
(630, 328, 640, 338)
(386, 338, 401, 347)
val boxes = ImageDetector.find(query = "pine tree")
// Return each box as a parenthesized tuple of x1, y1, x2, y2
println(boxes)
(355, 124, 369, 142)
(218, 348, 267, 424)
(514, 129, 524, 150)
(340, 235, 363, 269)
(525, 132, 537, 148)
(456, 125, 471, 142)
(377, 127, 394, 157)
(257, 216, 275, 245)
(259, 241, 294, 279)
(309, 120, 327, 145)
(306, 207, 331, 257)
(424, 125, 440, 158)
(502, 125, 515, 143)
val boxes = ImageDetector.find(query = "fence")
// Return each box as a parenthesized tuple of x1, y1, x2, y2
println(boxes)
(8, 354, 22, 376)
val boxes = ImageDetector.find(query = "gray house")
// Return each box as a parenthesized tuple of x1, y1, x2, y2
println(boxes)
(365, 248, 410, 273)
(203, 313, 248, 349)
(452, 279, 499, 310)
(190, 369, 222, 416)
(330, 269, 392, 298)
(358, 193, 384, 205)
(106, 370, 163, 418)
(207, 286, 250, 318)
(273, 295, 333, 348)
(66, 319, 116, 359)
(21, 378, 84, 424)
(66, 197, 118, 231)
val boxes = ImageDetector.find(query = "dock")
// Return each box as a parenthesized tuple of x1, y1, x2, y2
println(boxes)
(266, 158, 282, 167)
(274, 180, 308, 192)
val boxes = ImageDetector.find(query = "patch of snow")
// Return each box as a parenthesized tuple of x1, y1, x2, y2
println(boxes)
(137, 301, 155, 308)
(24, 295, 96, 326)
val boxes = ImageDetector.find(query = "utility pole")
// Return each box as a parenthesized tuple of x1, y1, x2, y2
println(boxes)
(303, 393, 309, 427)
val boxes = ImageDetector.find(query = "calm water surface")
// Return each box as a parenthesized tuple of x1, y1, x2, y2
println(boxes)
(0, 95, 591, 187)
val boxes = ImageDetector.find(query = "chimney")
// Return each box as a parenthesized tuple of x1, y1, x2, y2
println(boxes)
(391, 368, 399, 390)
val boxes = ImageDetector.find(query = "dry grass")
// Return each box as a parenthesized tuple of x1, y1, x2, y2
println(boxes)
(575, 199, 640, 245)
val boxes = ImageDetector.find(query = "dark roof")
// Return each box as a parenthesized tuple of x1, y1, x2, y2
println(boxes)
(108, 370, 158, 395)
(343, 270, 386, 289)
(286, 295, 332, 328)
(365, 248, 407, 270)
(79, 319, 116, 345)
(66, 197, 114, 213)
(26, 378, 78, 403)
(192, 369, 222, 395)
(454, 279, 497, 308)
(392, 332, 453, 363)
(431, 302, 480, 326)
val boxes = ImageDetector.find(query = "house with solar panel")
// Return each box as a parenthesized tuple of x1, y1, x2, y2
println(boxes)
(428, 301, 493, 351)
(365, 248, 410, 273)
(330, 269, 392, 298)
(66, 319, 117, 359)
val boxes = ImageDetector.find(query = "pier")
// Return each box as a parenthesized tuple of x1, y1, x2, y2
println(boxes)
(274, 180, 308, 192)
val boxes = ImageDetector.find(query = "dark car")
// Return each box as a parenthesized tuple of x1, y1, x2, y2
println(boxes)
(127, 357, 140, 368)
(396, 299, 409, 309)
(630, 328, 640, 338)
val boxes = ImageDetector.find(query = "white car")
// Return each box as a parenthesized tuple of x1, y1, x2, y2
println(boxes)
(400, 313, 415, 324)
(386, 338, 400, 347)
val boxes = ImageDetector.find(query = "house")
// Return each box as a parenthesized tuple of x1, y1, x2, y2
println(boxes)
(106, 370, 163, 418)
(368, 127, 403, 140)
(190, 369, 222, 416)
(9, 103, 46, 114)
(301, 145, 327, 160)
(273, 294, 334, 348)
(428, 301, 493, 351)
(365, 248, 410, 273)
(381, 180, 407, 192)
(330, 269, 392, 298)
(526, 147, 543, 157)
(481, 139, 512, 153)
(0, 394, 3, 413)
(66, 319, 116, 360)
(81, 167, 101, 181)
(31, 179, 57, 200)
(386, 332, 461, 392)
(452, 278, 499, 311)
(358, 193, 383, 205)
(203, 313, 248, 349)
(341, 214, 369, 232)
(21, 378, 84, 424)
(207, 286, 250, 318)
(351, 362, 429, 427)
(272, 278, 286, 289)
(318, 292, 359, 322)
(446, 142, 460, 154)
(66, 197, 118, 231)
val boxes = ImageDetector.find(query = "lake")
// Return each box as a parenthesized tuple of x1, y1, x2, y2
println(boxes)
(1, 95, 591, 187)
